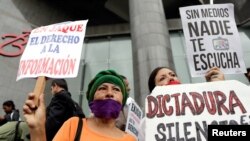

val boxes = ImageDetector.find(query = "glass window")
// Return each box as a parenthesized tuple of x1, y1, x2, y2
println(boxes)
(68, 36, 133, 115)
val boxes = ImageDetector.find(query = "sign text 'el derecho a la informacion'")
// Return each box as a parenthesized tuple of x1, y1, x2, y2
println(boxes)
(16, 20, 88, 80)
(145, 80, 250, 141)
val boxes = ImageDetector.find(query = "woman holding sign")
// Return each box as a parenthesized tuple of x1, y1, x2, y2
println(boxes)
(23, 70, 136, 141)
(138, 66, 225, 141)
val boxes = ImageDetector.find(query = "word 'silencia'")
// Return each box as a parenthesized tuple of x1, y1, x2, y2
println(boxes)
(212, 129, 246, 136)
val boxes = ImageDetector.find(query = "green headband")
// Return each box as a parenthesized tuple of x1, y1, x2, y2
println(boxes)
(86, 70, 128, 106)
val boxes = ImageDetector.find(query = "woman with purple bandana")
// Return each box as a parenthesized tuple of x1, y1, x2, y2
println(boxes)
(23, 70, 136, 141)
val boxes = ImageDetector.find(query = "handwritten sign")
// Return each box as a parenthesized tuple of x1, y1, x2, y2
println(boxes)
(179, 4, 246, 77)
(145, 80, 250, 141)
(125, 99, 143, 140)
(16, 20, 88, 81)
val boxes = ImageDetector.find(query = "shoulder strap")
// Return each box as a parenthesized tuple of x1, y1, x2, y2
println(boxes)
(14, 121, 21, 141)
(74, 117, 83, 141)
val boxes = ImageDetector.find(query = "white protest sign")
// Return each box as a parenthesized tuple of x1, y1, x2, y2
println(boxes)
(125, 99, 143, 140)
(145, 80, 250, 141)
(179, 4, 246, 77)
(16, 20, 88, 81)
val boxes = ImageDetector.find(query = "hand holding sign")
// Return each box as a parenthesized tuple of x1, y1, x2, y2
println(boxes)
(21, 20, 88, 141)
(23, 92, 46, 128)
(205, 66, 225, 82)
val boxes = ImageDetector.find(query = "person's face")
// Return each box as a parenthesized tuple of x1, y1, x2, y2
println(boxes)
(51, 84, 58, 95)
(94, 83, 123, 104)
(3, 105, 12, 114)
(154, 68, 179, 86)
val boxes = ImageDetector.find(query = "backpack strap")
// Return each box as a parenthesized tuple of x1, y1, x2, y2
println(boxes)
(74, 117, 83, 141)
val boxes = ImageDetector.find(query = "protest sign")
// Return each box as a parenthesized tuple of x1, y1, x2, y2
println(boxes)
(145, 80, 250, 141)
(16, 20, 88, 80)
(179, 4, 246, 77)
(16, 20, 88, 105)
(125, 99, 143, 140)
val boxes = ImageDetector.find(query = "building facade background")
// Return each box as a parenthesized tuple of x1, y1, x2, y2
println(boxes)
(0, 0, 249, 116)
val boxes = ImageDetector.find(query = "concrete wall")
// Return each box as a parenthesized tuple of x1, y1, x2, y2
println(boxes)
(0, 0, 34, 116)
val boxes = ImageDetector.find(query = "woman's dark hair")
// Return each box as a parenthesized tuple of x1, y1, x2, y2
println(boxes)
(245, 68, 250, 82)
(244, 68, 250, 77)
(148, 67, 176, 93)
(51, 79, 68, 91)
(3, 100, 15, 110)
